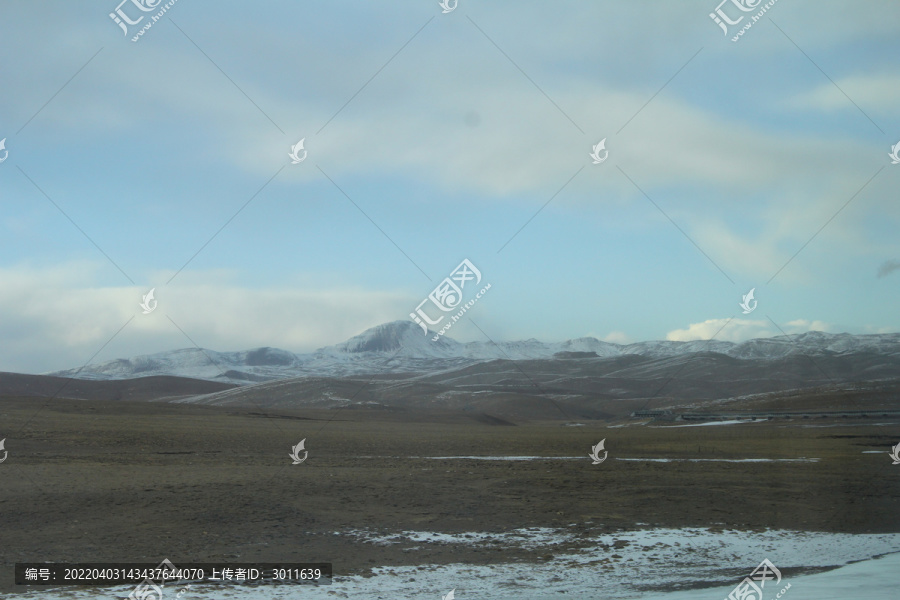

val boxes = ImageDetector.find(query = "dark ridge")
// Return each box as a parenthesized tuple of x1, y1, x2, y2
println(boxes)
(468, 413, 517, 426)
(0, 372, 236, 402)
(244, 347, 294, 366)
(242, 412, 319, 421)
(553, 351, 599, 359)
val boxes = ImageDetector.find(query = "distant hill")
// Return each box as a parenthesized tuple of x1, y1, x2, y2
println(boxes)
(6, 322, 899, 420)
(0, 372, 236, 403)
(46, 321, 900, 384)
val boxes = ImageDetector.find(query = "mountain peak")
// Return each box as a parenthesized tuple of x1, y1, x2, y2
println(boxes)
(325, 320, 459, 355)
(46, 321, 900, 385)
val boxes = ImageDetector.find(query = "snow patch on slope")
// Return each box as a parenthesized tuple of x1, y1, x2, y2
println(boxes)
(47, 321, 900, 383)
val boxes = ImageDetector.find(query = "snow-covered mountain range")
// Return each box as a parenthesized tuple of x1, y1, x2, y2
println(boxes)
(48, 321, 900, 384)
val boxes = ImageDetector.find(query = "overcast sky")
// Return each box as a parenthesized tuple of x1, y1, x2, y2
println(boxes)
(1, 0, 898, 374)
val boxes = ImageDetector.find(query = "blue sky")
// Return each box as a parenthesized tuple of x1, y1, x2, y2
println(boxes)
(1, 0, 898, 373)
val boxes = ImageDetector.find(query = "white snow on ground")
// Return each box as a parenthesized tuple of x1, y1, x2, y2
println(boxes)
(659, 420, 750, 427)
(13, 529, 900, 600)
(639, 551, 900, 600)
(616, 458, 820, 463)
(49, 326, 900, 383)
(347, 526, 572, 548)
(417, 456, 583, 461)
(396, 456, 820, 463)
(800, 423, 898, 428)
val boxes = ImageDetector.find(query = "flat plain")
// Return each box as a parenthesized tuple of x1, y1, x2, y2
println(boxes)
(2, 395, 899, 595)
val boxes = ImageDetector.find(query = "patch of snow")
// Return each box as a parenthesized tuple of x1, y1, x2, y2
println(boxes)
(416, 456, 583, 461)
(13, 529, 900, 600)
(659, 419, 750, 427)
(46, 322, 900, 384)
(616, 458, 820, 463)
(349, 526, 571, 548)
(802, 423, 898, 428)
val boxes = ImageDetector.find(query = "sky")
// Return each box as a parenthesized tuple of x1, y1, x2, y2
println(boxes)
(0, 0, 899, 374)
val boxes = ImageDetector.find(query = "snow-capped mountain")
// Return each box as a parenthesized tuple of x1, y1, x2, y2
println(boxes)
(48, 321, 900, 383)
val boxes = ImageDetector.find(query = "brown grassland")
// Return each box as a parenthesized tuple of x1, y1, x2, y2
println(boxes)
(1, 395, 899, 594)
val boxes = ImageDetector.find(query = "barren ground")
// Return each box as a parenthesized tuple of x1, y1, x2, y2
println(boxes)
(1, 395, 899, 595)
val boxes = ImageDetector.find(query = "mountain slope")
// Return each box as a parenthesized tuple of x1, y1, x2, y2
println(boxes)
(0, 372, 236, 402)
(174, 349, 900, 420)
(47, 321, 900, 384)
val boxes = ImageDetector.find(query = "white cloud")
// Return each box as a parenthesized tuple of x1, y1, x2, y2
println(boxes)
(3, 1, 889, 294)
(666, 317, 829, 342)
(256, 80, 878, 202)
(0, 263, 412, 374)
(4, 3, 879, 202)
(785, 73, 900, 114)
(686, 214, 795, 282)
(667, 318, 770, 342)
(602, 331, 631, 344)
(783, 319, 830, 333)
